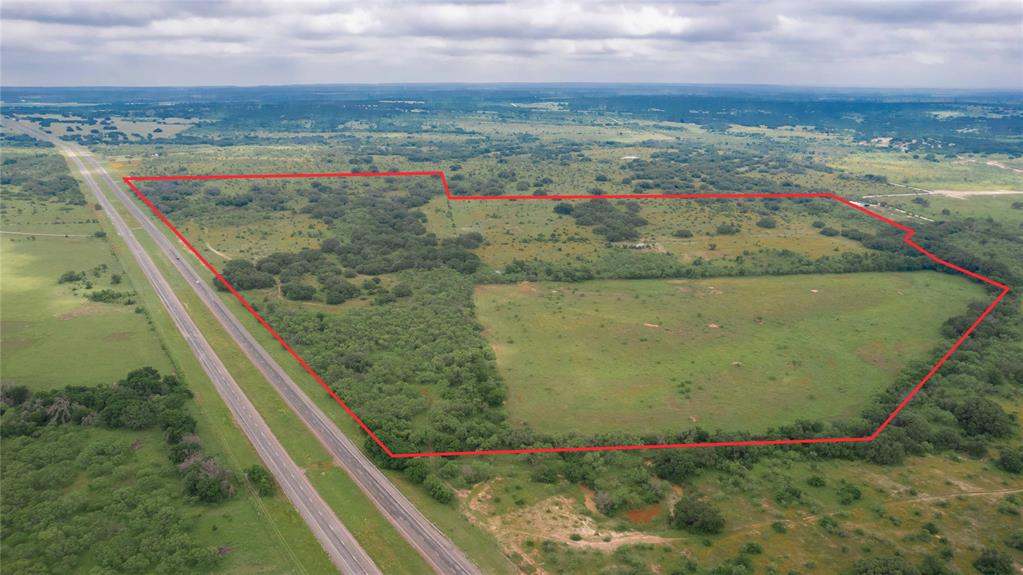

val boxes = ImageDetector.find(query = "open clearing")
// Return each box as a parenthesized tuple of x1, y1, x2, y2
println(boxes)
(475, 272, 987, 435)
(1, 204, 172, 390)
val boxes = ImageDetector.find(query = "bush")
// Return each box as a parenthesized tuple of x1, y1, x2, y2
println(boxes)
(246, 465, 277, 497)
(324, 279, 360, 304)
(820, 227, 840, 237)
(58, 270, 86, 284)
(672, 229, 694, 238)
(423, 475, 454, 504)
(836, 481, 862, 505)
(756, 217, 777, 229)
(996, 447, 1023, 473)
(282, 282, 316, 301)
(1005, 529, 1023, 551)
(739, 541, 763, 555)
(806, 475, 827, 487)
(715, 224, 740, 235)
(851, 556, 919, 575)
(670, 496, 725, 534)
(973, 548, 1013, 575)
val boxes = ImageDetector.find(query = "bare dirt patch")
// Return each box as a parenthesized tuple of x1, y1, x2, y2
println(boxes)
(931, 189, 1023, 199)
(461, 481, 677, 570)
(623, 503, 661, 525)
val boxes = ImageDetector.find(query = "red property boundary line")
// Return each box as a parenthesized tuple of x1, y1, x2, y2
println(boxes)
(123, 171, 1011, 458)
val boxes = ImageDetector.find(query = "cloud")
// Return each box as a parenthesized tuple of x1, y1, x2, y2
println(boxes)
(2, 0, 1020, 88)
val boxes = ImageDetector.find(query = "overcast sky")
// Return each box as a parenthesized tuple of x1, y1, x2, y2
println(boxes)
(2, 0, 1021, 89)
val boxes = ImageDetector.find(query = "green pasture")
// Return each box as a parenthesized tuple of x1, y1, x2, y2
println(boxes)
(475, 272, 988, 435)
(884, 194, 1023, 227)
(833, 151, 1023, 192)
(1, 201, 172, 390)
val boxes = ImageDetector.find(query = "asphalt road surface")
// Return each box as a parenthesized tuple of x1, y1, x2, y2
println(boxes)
(4, 120, 381, 575)
(12, 122, 486, 575)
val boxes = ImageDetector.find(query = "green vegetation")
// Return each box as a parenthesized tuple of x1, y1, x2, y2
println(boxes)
(0, 136, 335, 574)
(8, 86, 1021, 575)
(1, 150, 172, 391)
(2, 425, 220, 573)
(670, 495, 726, 534)
(476, 272, 986, 435)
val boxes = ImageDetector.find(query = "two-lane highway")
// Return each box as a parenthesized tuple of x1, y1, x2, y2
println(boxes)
(61, 129, 486, 574)
(4, 119, 381, 575)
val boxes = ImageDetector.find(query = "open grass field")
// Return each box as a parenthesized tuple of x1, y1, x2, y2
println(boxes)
(883, 194, 1023, 227)
(475, 272, 987, 435)
(832, 151, 1023, 192)
(1, 201, 173, 390)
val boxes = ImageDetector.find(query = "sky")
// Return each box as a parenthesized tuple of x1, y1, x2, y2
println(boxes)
(2, 0, 1021, 89)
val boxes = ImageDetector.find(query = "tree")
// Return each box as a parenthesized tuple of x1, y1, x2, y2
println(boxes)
(973, 549, 1013, 575)
(282, 282, 316, 301)
(246, 465, 277, 496)
(324, 279, 360, 304)
(670, 496, 725, 534)
(953, 398, 1014, 437)
(1, 384, 31, 406)
(423, 475, 454, 504)
(997, 447, 1023, 474)
(653, 450, 701, 482)
(320, 237, 341, 253)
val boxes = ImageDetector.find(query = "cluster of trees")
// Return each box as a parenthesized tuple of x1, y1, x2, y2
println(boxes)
(553, 199, 648, 242)
(215, 246, 415, 306)
(1, 426, 222, 573)
(0, 368, 239, 573)
(1, 147, 84, 205)
(303, 185, 482, 275)
(266, 269, 508, 500)
(1, 368, 235, 503)
(146, 180, 290, 219)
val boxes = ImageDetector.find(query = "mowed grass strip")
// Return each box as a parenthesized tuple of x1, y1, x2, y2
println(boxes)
(475, 272, 988, 436)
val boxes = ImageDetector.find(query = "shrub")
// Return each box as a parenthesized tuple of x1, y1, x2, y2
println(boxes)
(836, 481, 863, 505)
(670, 496, 725, 534)
(739, 541, 763, 555)
(851, 556, 918, 575)
(756, 217, 777, 229)
(973, 548, 1013, 575)
(672, 229, 694, 238)
(324, 279, 360, 304)
(806, 475, 827, 487)
(246, 465, 277, 496)
(1005, 529, 1023, 551)
(58, 270, 86, 284)
(715, 224, 740, 235)
(996, 447, 1023, 474)
(282, 282, 316, 301)
(423, 475, 454, 504)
